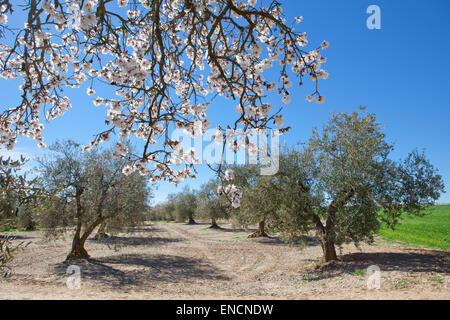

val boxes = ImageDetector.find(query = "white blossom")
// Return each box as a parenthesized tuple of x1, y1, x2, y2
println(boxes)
(316, 95, 325, 104)
(274, 114, 285, 127)
(224, 169, 234, 181)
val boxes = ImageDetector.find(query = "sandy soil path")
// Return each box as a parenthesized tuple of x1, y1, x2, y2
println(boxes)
(0, 222, 449, 299)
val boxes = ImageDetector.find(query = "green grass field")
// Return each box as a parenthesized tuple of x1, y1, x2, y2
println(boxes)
(378, 204, 450, 250)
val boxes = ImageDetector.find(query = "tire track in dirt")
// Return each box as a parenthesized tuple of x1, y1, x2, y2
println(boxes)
(3, 221, 450, 299)
(154, 222, 290, 282)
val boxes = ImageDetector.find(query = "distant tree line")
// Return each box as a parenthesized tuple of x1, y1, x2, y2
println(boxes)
(1, 109, 445, 266)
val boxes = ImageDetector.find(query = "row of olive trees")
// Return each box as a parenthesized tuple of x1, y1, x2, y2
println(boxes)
(0, 156, 40, 274)
(0, 156, 45, 231)
(38, 140, 151, 260)
(149, 181, 230, 229)
(0, 140, 152, 261)
(149, 190, 197, 223)
(150, 108, 445, 263)
(228, 108, 445, 262)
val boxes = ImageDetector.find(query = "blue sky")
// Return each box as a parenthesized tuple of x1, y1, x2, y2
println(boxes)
(1, 0, 449, 204)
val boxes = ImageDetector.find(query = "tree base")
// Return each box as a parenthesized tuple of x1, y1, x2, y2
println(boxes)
(187, 220, 197, 225)
(321, 241, 338, 263)
(314, 259, 340, 271)
(94, 232, 109, 240)
(66, 247, 90, 261)
(209, 224, 222, 229)
(322, 256, 339, 263)
(247, 230, 269, 238)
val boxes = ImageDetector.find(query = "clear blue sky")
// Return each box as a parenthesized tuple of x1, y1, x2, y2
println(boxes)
(1, 0, 449, 204)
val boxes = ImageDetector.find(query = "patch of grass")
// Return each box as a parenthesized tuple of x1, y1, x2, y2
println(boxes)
(427, 276, 443, 284)
(0, 227, 29, 233)
(301, 274, 313, 282)
(232, 236, 245, 240)
(378, 205, 450, 250)
(268, 228, 280, 236)
(393, 278, 419, 289)
(352, 269, 365, 276)
(395, 279, 410, 289)
(156, 220, 171, 223)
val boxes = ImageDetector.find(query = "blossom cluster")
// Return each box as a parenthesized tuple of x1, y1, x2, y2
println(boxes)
(0, 0, 329, 194)
(217, 169, 242, 208)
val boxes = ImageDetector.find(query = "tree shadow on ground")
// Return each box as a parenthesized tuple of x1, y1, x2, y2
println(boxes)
(88, 235, 181, 247)
(305, 248, 450, 281)
(130, 225, 164, 234)
(254, 235, 322, 247)
(0, 234, 34, 240)
(184, 222, 210, 226)
(208, 226, 250, 233)
(54, 253, 229, 288)
(340, 249, 450, 274)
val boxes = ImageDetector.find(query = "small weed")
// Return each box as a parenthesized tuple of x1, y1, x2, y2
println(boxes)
(268, 228, 280, 236)
(1, 227, 34, 232)
(302, 274, 313, 282)
(395, 279, 409, 289)
(427, 277, 443, 284)
(352, 269, 365, 276)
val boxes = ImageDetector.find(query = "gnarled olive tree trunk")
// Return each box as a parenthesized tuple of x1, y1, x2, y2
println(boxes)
(94, 221, 109, 239)
(66, 187, 108, 261)
(312, 214, 337, 262)
(209, 216, 220, 229)
(67, 216, 105, 260)
(187, 213, 196, 224)
(311, 189, 355, 263)
(248, 220, 268, 238)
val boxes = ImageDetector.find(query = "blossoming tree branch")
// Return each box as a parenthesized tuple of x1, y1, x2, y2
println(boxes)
(0, 0, 329, 207)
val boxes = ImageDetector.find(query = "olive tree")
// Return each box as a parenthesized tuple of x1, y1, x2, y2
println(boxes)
(196, 179, 229, 228)
(0, 155, 43, 273)
(149, 203, 172, 221)
(84, 148, 151, 239)
(0, 155, 44, 230)
(173, 186, 197, 224)
(223, 164, 278, 237)
(0, 156, 28, 227)
(277, 109, 445, 262)
(0, 233, 18, 276)
(149, 194, 177, 221)
(38, 140, 150, 260)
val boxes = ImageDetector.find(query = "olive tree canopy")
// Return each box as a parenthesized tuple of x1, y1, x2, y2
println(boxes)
(234, 109, 445, 262)
(38, 140, 150, 260)
(196, 178, 229, 228)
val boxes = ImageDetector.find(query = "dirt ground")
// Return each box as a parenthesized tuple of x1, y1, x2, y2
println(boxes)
(0, 221, 449, 300)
